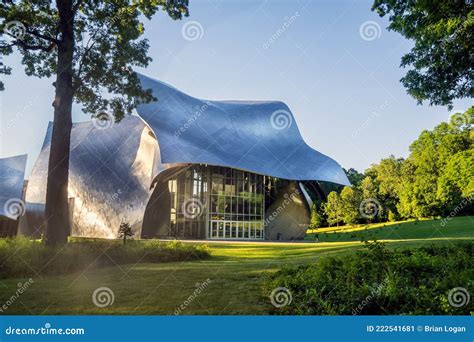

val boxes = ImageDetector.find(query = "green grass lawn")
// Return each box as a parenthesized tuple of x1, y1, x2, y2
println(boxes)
(0, 216, 472, 315)
(305, 216, 474, 242)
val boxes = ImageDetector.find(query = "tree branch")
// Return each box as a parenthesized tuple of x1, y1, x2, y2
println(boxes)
(16, 39, 55, 52)
(25, 27, 59, 44)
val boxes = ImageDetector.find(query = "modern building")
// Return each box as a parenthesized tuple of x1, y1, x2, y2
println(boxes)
(17, 75, 349, 241)
(0, 154, 27, 237)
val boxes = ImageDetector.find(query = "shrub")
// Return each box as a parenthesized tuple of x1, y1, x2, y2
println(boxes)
(263, 242, 473, 315)
(0, 237, 210, 279)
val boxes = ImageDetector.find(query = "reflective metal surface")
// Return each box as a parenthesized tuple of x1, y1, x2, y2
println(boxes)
(137, 74, 350, 186)
(0, 154, 27, 219)
(23, 75, 349, 239)
(23, 117, 158, 238)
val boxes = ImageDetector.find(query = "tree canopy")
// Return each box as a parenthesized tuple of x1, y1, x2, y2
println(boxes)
(0, 0, 189, 119)
(318, 107, 473, 227)
(372, 0, 473, 109)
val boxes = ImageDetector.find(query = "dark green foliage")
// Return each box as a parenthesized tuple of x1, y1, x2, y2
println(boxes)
(0, 0, 189, 117)
(318, 108, 473, 226)
(398, 108, 473, 217)
(372, 0, 473, 109)
(344, 168, 364, 187)
(0, 237, 210, 279)
(263, 242, 473, 315)
(118, 221, 134, 245)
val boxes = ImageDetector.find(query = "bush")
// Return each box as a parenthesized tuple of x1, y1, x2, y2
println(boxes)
(0, 237, 211, 279)
(263, 242, 473, 315)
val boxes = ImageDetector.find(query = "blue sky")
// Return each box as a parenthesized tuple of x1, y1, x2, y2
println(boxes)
(0, 0, 471, 177)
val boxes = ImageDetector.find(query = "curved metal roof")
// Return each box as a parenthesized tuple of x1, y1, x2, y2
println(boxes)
(136, 74, 350, 186)
(0, 154, 27, 219)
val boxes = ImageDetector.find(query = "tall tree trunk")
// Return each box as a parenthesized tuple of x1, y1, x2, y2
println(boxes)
(44, 0, 74, 247)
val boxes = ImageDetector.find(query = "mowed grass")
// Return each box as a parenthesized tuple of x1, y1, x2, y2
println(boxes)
(305, 216, 474, 242)
(0, 216, 472, 315)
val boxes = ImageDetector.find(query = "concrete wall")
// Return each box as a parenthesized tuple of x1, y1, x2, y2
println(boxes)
(264, 181, 311, 240)
(141, 179, 171, 238)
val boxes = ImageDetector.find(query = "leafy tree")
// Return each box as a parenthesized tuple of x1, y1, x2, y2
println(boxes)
(406, 109, 471, 216)
(397, 159, 417, 218)
(366, 156, 404, 219)
(437, 149, 474, 213)
(118, 221, 134, 245)
(372, 0, 473, 109)
(366, 156, 403, 198)
(309, 203, 324, 229)
(344, 168, 364, 186)
(340, 186, 361, 225)
(324, 191, 343, 227)
(359, 176, 381, 220)
(0, 1, 189, 246)
(360, 176, 378, 201)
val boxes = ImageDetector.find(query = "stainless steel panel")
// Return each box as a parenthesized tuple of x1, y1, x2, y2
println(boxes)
(137, 74, 350, 186)
(23, 117, 158, 238)
(0, 154, 27, 219)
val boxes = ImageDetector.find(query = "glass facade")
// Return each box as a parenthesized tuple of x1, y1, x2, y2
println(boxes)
(167, 165, 265, 240)
(168, 165, 208, 239)
(208, 166, 265, 239)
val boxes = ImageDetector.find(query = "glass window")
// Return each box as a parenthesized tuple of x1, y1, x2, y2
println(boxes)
(212, 175, 223, 194)
(256, 199, 262, 217)
(208, 166, 265, 240)
(225, 222, 231, 238)
(211, 222, 217, 238)
(225, 196, 232, 214)
(224, 177, 234, 195)
(218, 222, 224, 238)
(217, 195, 226, 213)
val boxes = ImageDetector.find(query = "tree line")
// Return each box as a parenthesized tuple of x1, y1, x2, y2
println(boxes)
(311, 107, 473, 228)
